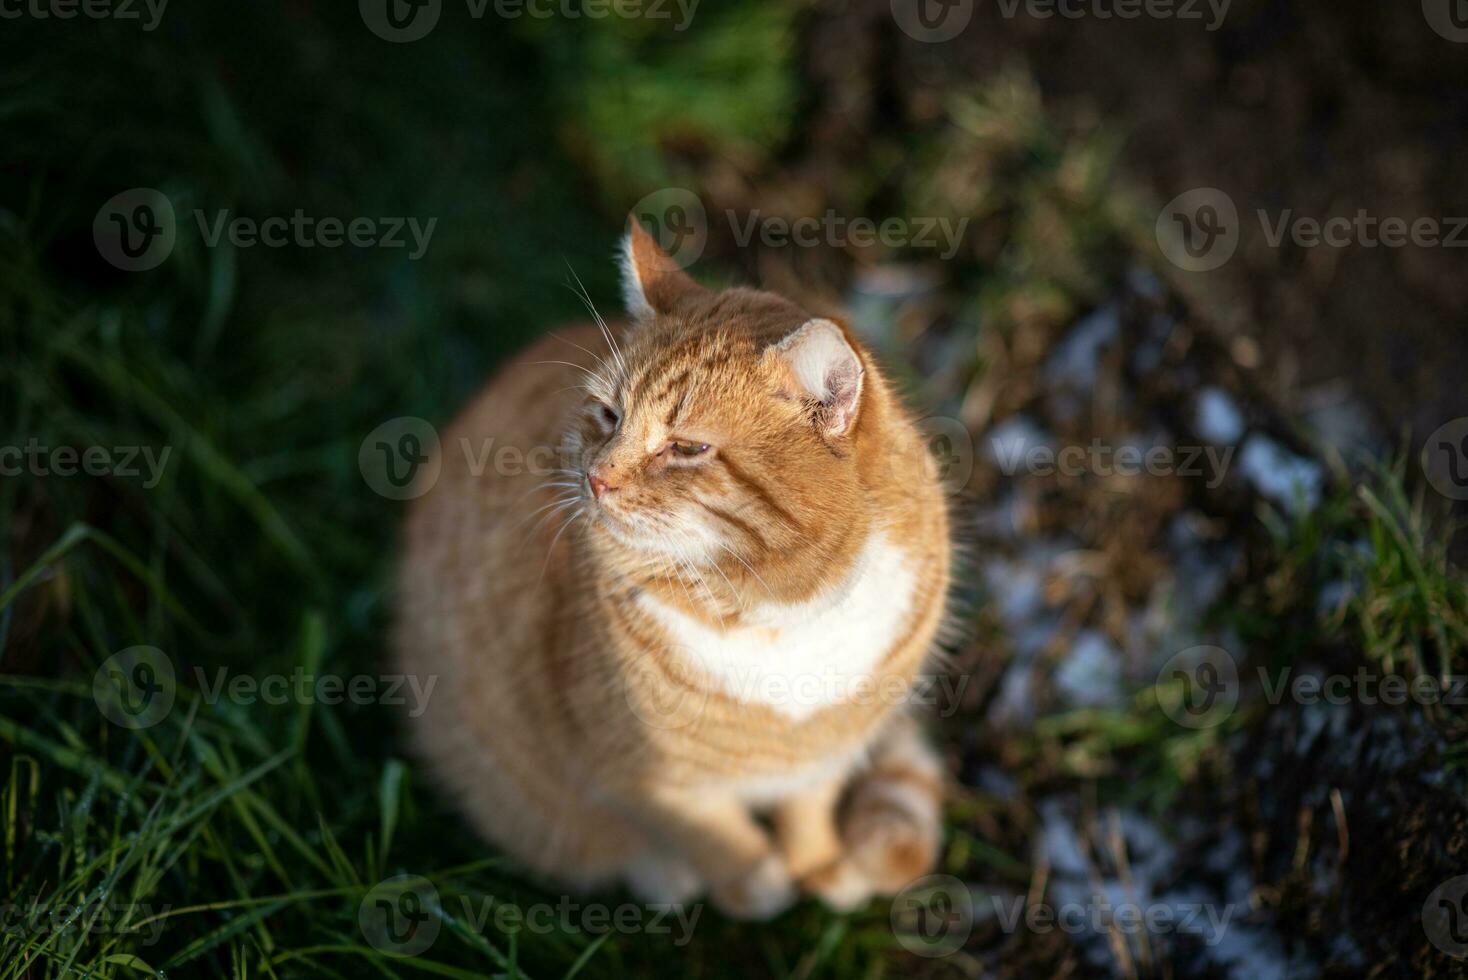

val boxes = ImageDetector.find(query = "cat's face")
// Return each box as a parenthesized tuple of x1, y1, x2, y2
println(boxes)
(569, 224, 868, 565)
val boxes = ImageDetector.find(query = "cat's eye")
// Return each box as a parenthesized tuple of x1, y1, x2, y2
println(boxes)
(596, 404, 619, 428)
(670, 441, 710, 457)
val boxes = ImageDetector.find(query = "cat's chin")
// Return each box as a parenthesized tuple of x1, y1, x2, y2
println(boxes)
(587, 508, 652, 550)
(589, 508, 717, 563)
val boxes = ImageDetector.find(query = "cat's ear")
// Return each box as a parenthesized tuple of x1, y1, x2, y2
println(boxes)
(620, 217, 704, 320)
(769, 318, 865, 437)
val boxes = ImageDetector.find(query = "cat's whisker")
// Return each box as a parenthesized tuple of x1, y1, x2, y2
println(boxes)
(519, 496, 582, 533)
(714, 541, 776, 601)
(536, 509, 585, 588)
(669, 562, 699, 609)
(669, 536, 719, 611)
(653, 546, 699, 608)
(529, 496, 584, 532)
(514, 496, 584, 553)
(564, 262, 627, 379)
(513, 482, 581, 514)
(680, 566, 715, 613)
(702, 551, 746, 612)
(547, 332, 617, 380)
(649, 527, 700, 606)
(528, 356, 596, 374)
(529, 358, 601, 382)
(666, 525, 744, 611)
(597, 320, 626, 380)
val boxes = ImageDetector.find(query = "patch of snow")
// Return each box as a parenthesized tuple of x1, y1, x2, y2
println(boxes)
(1294, 700, 1327, 748)
(1195, 387, 1246, 444)
(1131, 313, 1176, 374)
(849, 263, 942, 301)
(1326, 932, 1367, 971)
(1054, 630, 1125, 709)
(1239, 435, 1325, 514)
(1153, 885, 1239, 949)
(1013, 616, 1063, 661)
(990, 664, 1034, 726)
(1040, 801, 1091, 876)
(844, 264, 942, 347)
(982, 557, 1045, 628)
(1045, 304, 1120, 390)
(1205, 922, 1312, 980)
(976, 765, 1019, 800)
(1116, 810, 1177, 886)
(973, 491, 1024, 540)
(985, 415, 1055, 476)
(1300, 384, 1381, 462)
(1131, 339, 1164, 375)
(1162, 514, 1237, 623)
(1127, 265, 1164, 298)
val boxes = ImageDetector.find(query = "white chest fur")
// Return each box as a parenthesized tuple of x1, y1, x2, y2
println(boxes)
(638, 532, 920, 722)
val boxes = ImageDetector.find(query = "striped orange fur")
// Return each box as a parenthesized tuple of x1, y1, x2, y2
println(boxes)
(395, 221, 951, 918)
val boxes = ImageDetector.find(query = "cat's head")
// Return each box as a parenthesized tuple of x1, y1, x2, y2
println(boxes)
(570, 220, 878, 566)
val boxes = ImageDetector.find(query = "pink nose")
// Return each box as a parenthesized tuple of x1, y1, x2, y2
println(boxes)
(588, 469, 616, 500)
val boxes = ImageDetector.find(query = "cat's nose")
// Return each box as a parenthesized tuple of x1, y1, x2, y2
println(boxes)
(587, 468, 617, 500)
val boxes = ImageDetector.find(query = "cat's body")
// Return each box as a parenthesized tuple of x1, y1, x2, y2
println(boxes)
(395, 224, 950, 917)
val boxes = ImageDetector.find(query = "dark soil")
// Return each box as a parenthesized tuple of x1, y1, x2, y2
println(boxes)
(906, 0, 1468, 452)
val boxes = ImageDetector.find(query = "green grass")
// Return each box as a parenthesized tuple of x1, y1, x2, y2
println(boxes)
(1270, 460, 1468, 742)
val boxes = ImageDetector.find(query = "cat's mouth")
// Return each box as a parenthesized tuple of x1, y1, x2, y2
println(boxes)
(581, 484, 629, 526)
(585, 497, 676, 553)
(587, 506, 644, 548)
(581, 477, 708, 557)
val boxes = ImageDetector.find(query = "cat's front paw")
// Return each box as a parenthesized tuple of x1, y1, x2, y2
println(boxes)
(842, 790, 941, 895)
(710, 854, 796, 920)
(625, 851, 703, 906)
(801, 858, 874, 913)
(797, 798, 938, 913)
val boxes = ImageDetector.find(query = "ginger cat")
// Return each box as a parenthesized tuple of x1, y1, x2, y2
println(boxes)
(394, 221, 951, 918)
